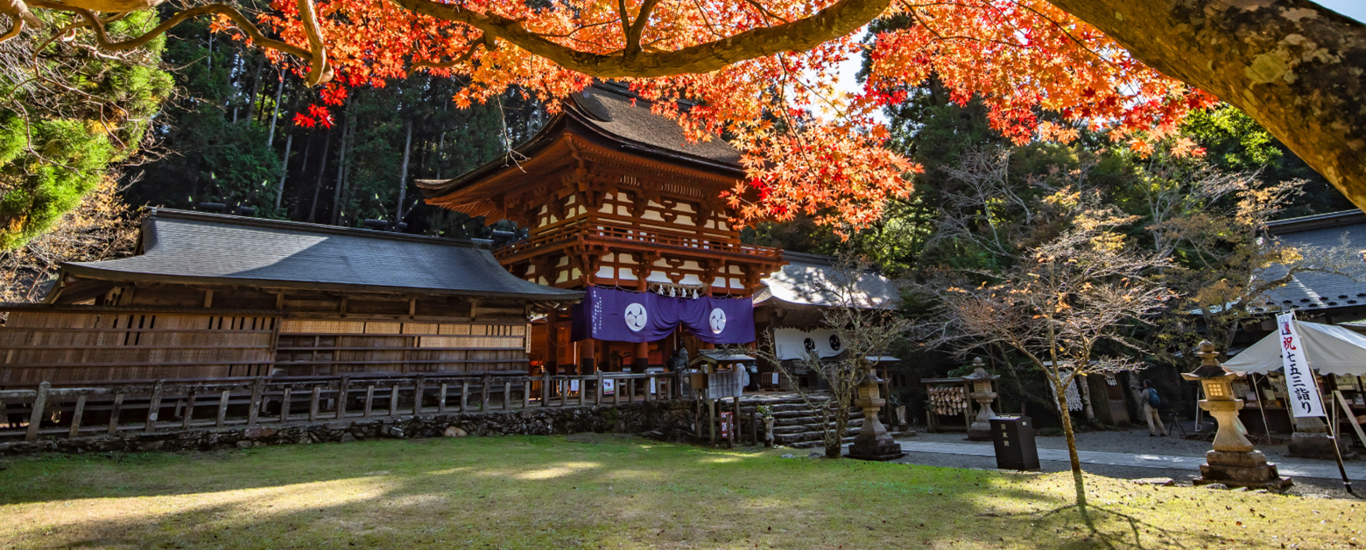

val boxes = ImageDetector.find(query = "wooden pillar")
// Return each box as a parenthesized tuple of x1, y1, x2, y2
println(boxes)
(579, 337, 597, 374)
(635, 274, 649, 372)
(634, 342, 649, 372)
(731, 397, 740, 447)
(25, 382, 49, 442)
(545, 313, 560, 375)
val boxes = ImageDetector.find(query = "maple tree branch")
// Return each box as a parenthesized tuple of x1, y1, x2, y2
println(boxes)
(413, 35, 487, 70)
(687, 0, 725, 39)
(534, 19, 619, 39)
(900, 2, 1032, 51)
(624, 0, 660, 57)
(26, 0, 331, 85)
(742, 0, 790, 24)
(412, 45, 478, 70)
(389, 0, 891, 77)
(615, 0, 631, 48)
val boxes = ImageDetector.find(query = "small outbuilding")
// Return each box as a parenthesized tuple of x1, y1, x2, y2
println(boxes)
(752, 251, 900, 390)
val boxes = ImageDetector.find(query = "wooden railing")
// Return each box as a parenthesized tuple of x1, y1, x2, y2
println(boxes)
(0, 370, 686, 442)
(495, 222, 781, 261)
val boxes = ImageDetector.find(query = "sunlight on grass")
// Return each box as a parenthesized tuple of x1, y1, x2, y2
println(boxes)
(0, 436, 1360, 549)
(512, 462, 603, 480)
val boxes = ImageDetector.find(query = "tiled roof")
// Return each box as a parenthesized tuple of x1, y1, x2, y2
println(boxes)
(62, 209, 582, 300)
(568, 83, 742, 167)
(753, 251, 899, 310)
(415, 83, 742, 199)
(1246, 210, 1366, 314)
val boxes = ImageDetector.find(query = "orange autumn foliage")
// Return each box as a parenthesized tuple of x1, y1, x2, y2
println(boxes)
(241, 0, 1215, 233)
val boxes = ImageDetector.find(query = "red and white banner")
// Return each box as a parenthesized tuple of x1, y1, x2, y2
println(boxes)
(1276, 312, 1326, 418)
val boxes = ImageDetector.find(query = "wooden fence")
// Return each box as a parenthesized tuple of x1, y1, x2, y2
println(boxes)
(0, 370, 685, 442)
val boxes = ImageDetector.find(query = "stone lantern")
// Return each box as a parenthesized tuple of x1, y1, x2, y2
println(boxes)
(963, 358, 1000, 441)
(849, 359, 905, 461)
(1182, 341, 1292, 489)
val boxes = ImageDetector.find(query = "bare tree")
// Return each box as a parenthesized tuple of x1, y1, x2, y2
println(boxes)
(916, 205, 1174, 510)
(756, 251, 910, 458)
(1133, 157, 1366, 370)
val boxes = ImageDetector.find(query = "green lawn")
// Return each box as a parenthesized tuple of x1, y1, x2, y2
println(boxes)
(0, 435, 1359, 549)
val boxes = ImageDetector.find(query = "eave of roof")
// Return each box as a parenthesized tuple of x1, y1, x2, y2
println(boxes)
(1265, 209, 1366, 235)
(60, 208, 582, 302)
(417, 84, 744, 202)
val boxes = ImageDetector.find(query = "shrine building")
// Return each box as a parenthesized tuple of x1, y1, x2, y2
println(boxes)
(417, 83, 787, 376)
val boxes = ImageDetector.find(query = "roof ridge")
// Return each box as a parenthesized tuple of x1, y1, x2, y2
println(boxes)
(145, 208, 483, 248)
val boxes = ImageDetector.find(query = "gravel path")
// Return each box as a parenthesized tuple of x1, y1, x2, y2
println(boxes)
(886, 425, 1365, 501)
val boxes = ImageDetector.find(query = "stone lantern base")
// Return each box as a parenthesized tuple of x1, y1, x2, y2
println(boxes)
(966, 421, 992, 441)
(1192, 450, 1293, 490)
(849, 432, 904, 461)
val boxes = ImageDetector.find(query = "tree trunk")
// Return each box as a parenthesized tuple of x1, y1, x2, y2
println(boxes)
(331, 115, 351, 225)
(267, 73, 284, 146)
(395, 120, 413, 225)
(308, 130, 331, 223)
(1046, 0, 1366, 212)
(1053, 373, 1088, 511)
(436, 131, 445, 180)
(244, 53, 266, 125)
(826, 400, 848, 459)
(296, 135, 312, 213)
(275, 133, 292, 210)
(205, 32, 212, 77)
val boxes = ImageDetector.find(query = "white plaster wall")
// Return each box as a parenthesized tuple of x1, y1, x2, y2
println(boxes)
(774, 328, 842, 360)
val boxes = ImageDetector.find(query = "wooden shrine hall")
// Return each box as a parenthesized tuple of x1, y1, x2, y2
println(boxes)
(0, 209, 580, 385)
(418, 83, 785, 375)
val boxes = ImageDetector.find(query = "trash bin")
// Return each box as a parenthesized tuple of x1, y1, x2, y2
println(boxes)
(989, 416, 1040, 471)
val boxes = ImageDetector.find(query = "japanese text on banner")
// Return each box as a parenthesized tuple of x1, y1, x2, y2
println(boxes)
(1276, 312, 1326, 418)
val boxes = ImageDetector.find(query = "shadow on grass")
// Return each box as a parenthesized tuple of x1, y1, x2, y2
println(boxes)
(0, 437, 1254, 548)
(1028, 502, 1228, 550)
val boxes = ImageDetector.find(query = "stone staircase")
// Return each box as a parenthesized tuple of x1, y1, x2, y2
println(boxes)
(739, 393, 863, 449)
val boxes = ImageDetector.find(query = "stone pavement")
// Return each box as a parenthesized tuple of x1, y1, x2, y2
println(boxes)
(894, 439, 1366, 480)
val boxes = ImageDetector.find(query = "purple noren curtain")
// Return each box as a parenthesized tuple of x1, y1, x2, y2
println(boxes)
(570, 286, 754, 344)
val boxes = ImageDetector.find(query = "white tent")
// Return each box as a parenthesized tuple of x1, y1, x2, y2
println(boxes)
(1222, 320, 1366, 375)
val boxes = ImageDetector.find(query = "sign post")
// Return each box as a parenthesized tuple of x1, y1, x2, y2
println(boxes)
(1276, 312, 1326, 418)
(1278, 312, 1352, 494)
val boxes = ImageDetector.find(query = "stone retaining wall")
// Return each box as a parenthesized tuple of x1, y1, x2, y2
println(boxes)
(0, 401, 707, 455)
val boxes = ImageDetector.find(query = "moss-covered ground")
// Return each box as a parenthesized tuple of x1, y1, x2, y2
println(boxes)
(1, 435, 1360, 548)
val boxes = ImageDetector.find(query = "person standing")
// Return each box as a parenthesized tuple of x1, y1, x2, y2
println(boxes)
(1140, 379, 1168, 437)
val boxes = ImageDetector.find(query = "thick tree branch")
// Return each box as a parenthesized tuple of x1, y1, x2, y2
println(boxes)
(388, 0, 890, 77)
(0, 17, 23, 42)
(26, 0, 331, 85)
(1045, 0, 1366, 214)
(292, 0, 330, 85)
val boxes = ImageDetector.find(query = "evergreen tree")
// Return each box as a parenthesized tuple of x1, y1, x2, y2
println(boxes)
(0, 11, 173, 250)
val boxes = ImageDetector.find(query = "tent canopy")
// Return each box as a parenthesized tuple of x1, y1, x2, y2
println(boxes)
(1222, 320, 1366, 375)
